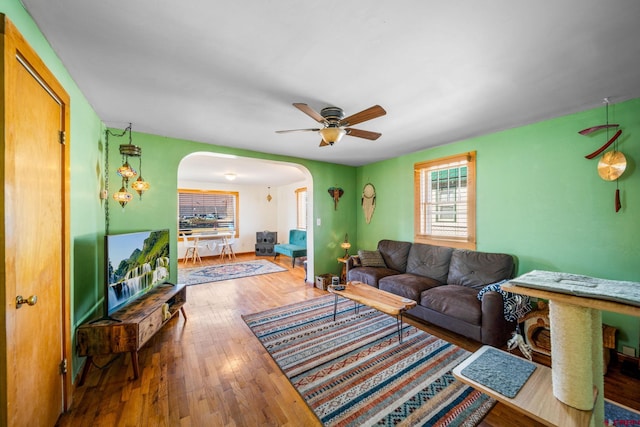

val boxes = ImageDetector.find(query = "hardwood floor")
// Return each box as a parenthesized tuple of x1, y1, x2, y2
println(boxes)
(58, 254, 639, 426)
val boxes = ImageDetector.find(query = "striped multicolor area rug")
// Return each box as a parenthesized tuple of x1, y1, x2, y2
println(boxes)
(243, 295, 495, 426)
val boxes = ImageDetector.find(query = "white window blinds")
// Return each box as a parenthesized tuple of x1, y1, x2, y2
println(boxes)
(178, 191, 238, 231)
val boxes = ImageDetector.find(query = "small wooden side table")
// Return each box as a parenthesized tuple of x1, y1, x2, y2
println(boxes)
(337, 256, 349, 283)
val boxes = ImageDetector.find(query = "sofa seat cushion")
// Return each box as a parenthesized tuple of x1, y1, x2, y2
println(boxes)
(379, 274, 443, 302)
(348, 267, 400, 288)
(273, 243, 307, 257)
(420, 285, 482, 325)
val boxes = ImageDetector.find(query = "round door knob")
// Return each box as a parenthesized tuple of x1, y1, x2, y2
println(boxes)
(16, 295, 37, 308)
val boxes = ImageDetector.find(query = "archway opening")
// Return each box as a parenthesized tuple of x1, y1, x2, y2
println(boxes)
(176, 152, 315, 280)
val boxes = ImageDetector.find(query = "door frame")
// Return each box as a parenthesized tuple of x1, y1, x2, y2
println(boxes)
(1, 14, 72, 422)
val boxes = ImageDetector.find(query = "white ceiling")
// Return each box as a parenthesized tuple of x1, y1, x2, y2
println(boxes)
(178, 153, 307, 186)
(20, 0, 640, 184)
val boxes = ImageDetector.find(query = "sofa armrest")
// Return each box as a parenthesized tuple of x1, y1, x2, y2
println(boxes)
(345, 256, 360, 278)
(481, 290, 515, 347)
(346, 255, 359, 269)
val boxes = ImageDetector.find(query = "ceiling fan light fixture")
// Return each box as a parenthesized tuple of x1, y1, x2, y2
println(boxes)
(277, 103, 385, 146)
(319, 127, 346, 145)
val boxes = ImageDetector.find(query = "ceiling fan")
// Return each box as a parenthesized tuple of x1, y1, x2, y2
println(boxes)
(276, 103, 386, 147)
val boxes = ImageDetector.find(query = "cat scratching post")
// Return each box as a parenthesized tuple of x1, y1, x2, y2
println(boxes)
(549, 301, 603, 426)
(502, 270, 640, 427)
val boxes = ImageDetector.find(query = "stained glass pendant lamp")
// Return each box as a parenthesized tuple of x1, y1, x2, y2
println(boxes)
(110, 123, 150, 207)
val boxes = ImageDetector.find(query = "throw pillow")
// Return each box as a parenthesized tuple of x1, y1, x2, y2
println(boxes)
(357, 250, 386, 268)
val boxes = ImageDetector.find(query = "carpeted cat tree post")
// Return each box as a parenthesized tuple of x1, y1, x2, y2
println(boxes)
(502, 269, 640, 427)
(548, 301, 604, 427)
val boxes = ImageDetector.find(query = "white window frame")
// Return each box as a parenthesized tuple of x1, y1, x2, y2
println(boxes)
(414, 151, 476, 250)
(296, 187, 307, 230)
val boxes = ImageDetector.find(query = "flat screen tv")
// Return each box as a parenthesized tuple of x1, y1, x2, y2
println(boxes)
(105, 229, 171, 316)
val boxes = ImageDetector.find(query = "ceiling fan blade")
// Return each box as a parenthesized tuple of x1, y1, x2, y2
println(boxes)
(345, 128, 381, 140)
(275, 128, 320, 134)
(339, 105, 386, 127)
(293, 103, 326, 123)
(319, 139, 330, 147)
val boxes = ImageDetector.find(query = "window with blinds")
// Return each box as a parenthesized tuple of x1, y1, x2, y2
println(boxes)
(414, 152, 476, 249)
(178, 190, 239, 234)
(296, 187, 307, 230)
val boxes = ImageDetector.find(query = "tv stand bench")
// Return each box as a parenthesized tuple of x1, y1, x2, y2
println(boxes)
(76, 283, 187, 385)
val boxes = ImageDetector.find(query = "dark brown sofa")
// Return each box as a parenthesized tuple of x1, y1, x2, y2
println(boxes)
(346, 239, 516, 347)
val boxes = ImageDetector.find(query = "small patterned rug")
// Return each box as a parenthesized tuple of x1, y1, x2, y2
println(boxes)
(178, 259, 286, 285)
(243, 295, 495, 426)
(605, 399, 640, 425)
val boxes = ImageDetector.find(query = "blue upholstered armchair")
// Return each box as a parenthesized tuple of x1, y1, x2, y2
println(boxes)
(274, 230, 307, 267)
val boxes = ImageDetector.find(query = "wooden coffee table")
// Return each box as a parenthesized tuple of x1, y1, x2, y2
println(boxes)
(328, 281, 417, 343)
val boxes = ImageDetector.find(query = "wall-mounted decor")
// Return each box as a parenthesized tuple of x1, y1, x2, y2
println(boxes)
(328, 187, 344, 210)
(578, 99, 626, 212)
(361, 183, 376, 223)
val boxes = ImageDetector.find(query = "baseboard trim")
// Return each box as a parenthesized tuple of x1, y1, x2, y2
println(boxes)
(616, 351, 639, 365)
(615, 351, 640, 379)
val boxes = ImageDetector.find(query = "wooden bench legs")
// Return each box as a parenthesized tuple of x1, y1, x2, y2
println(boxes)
(78, 356, 93, 386)
(78, 350, 141, 386)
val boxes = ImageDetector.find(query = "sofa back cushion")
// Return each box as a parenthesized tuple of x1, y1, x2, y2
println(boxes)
(405, 243, 453, 284)
(377, 240, 412, 273)
(446, 249, 515, 290)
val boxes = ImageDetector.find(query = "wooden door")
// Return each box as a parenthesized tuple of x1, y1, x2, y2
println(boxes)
(1, 16, 71, 426)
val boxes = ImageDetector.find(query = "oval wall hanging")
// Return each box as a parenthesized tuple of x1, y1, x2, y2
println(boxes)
(362, 183, 376, 224)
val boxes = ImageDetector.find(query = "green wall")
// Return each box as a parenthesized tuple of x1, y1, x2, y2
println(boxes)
(87, 129, 358, 377)
(356, 98, 640, 353)
(102, 131, 358, 287)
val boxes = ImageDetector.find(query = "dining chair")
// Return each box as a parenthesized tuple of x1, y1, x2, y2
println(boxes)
(181, 233, 204, 265)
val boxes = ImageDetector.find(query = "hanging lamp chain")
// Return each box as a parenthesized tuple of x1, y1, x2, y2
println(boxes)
(104, 124, 131, 233)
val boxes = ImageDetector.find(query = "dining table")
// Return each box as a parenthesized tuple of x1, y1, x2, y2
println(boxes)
(179, 231, 235, 263)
